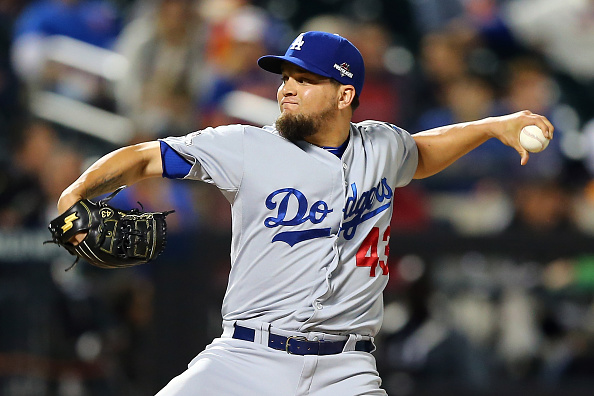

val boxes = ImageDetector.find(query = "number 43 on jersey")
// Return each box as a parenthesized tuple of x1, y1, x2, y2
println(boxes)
(356, 226, 390, 277)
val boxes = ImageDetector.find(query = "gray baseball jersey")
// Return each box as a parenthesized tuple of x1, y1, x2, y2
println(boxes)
(160, 120, 418, 337)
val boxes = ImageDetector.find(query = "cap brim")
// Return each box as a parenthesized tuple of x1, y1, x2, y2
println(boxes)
(258, 55, 333, 79)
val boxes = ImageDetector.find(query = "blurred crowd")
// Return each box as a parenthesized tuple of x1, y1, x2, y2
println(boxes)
(1, 0, 594, 395)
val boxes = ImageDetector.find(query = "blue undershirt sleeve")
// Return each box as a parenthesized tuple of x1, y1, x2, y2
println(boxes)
(160, 140, 192, 179)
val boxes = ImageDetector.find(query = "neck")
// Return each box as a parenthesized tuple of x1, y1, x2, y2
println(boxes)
(304, 115, 351, 147)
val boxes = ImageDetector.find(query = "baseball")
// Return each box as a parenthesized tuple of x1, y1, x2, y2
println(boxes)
(519, 125, 549, 153)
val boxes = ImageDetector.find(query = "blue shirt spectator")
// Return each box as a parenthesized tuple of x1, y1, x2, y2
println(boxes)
(11, 0, 123, 83)
(13, 0, 121, 49)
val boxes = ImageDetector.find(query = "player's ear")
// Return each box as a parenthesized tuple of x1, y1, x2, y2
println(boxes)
(337, 85, 355, 110)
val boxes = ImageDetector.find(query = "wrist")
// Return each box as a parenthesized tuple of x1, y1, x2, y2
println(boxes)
(57, 187, 84, 214)
(476, 117, 497, 139)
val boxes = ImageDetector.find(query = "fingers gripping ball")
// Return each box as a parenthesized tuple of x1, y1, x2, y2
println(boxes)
(520, 125, 550, 153)
(46, 187, 174, 270)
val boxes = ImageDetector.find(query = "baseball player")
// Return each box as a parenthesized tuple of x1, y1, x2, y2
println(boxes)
(57, 31, 553, 395)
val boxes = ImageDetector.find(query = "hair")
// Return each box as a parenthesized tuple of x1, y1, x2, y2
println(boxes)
(330, 79, 360, 112)
(351, 95, 360, 111)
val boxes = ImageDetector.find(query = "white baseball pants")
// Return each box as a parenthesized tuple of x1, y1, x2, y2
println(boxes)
(155, 322, 386, 396)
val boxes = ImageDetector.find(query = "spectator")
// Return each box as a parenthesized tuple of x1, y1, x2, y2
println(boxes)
(412, 29, 470, 119)
(450, 0, 523, 60)
(505, 178, 574, 234)
(11, 0, 123, 84)
(115, 0, 208, 138)
(414, 73, 504, 189)
(0, 120, 57, 229)
(493, 56, 566, 182)
(199, 4, 281, 127)
(502, 0, 594, 121)
(300, 14, 351, 38)
(350, 22, 411, 126)
(407, 0, 464, 34)
(0, 0, 29, 149)
(415, 73, 496, 131)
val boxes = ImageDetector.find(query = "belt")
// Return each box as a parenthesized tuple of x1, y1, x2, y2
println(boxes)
(232, 324, 374, 355)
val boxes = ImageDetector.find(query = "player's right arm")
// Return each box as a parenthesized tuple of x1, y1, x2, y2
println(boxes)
(57, 141, 162, 215)
(412, 111, 553, 179)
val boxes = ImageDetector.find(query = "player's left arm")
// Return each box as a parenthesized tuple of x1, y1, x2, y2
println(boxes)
(412, 110, 554, 179)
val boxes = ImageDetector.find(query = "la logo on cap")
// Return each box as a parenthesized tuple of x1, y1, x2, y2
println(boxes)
(257, 31, 365, 96)
(289, 34, 305, 50)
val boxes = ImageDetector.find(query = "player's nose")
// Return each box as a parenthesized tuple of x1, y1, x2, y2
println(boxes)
(281, 77, 297, 95)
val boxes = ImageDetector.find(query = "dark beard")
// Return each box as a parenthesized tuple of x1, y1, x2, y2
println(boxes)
(275, 107, 334, 142)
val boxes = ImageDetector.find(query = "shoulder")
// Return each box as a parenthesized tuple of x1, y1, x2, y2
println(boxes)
(258, 124, 282, 137)
(176, 124, 281, 145)
(352, 120, 412, 140)
(209, 123, 276, 134)
(352, 121, 417, 159)
(208, 124, 284, 140)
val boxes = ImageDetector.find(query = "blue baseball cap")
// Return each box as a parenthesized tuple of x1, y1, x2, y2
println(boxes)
(258, 31, 365, 96)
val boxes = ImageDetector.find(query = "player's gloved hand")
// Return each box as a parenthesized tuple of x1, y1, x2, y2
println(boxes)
(46, 187, 174, 270)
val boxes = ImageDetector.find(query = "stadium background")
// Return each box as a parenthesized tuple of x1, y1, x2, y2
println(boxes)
(1, 0, 594, 395)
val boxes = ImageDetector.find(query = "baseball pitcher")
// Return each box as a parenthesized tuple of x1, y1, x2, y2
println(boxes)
(54, 31, 553, 395)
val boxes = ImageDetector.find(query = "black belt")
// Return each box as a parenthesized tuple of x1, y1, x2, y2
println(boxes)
(232, 324, 374, 355)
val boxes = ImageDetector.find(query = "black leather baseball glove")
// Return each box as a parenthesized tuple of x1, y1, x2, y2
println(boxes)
(46, 187, 174, 270)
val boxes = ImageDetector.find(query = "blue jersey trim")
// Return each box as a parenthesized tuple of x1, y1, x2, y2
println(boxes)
(160, 141, 192, 179)
(321, 136, 349, 158)
(272, 228, 332, 246)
